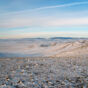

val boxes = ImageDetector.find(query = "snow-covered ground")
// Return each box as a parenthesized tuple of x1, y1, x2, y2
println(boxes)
(0, 38, 88, 88)
(0, 57, 88, 88)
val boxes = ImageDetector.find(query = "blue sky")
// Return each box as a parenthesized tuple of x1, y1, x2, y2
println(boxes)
(0, 0, 88, 39)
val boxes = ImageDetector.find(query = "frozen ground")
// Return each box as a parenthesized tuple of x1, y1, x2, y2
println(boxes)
(0, 38, 88, 88)
(0, 56, 88, 88)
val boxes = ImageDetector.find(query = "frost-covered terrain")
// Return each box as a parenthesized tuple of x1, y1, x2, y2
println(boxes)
(0, 38, 88, 57)
(0, 57, 88, 88)
(0, 38, 88, 88)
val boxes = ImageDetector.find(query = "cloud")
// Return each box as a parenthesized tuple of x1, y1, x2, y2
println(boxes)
(1, 1, 88, 15)
(0, 1, 88, 28)
(32, 1, 88, 11)
(0, 17, 88, 28)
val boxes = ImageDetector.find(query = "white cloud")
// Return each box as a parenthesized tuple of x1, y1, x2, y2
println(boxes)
(1, 1, 88, 15)
(33, 1, 88, 11)
(0, 1, 88, 28)
(0, 17, 88, 28)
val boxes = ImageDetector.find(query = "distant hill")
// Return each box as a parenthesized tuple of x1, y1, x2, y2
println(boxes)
(0, 37, 88, 58)
(0, 37, 88, 42)
(50, 37, 73, 39)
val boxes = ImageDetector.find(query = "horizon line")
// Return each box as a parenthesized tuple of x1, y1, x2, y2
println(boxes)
(0, 36, 88, 40)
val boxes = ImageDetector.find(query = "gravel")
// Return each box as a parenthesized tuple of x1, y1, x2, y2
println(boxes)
(0, 57, 88, 88)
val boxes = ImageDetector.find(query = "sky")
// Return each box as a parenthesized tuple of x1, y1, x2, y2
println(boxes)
(0, 0, 88, 39)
